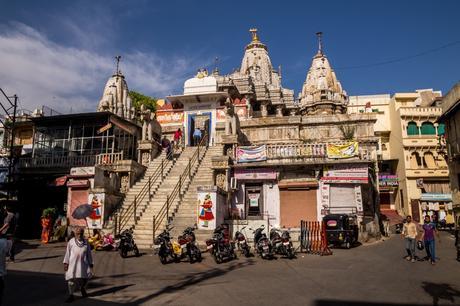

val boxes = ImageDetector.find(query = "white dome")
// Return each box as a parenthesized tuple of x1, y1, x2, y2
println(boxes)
(184, 74, 217, 94)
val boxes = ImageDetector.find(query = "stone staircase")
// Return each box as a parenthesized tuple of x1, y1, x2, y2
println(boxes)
(169, 145, 223, 245)
(116, 150, 179, 233)
(133, 146, 208, 249)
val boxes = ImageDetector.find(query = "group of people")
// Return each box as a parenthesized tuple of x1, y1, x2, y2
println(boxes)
(401, 214, 443, 264)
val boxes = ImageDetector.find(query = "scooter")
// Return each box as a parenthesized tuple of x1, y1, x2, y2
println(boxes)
(176, 227, 202, 264)
(118, 229, 140, 258)
(234, 226, 251, 257)
(206, 224, 237, 264)
(270, 228, 295, 259)
(154, 229, 177, 264)
(251, 225, 273, 260)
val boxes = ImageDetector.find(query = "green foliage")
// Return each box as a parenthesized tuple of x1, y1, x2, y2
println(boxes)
(338, 125, 356, 140)
(42, 207, 56, 218)
(129, 91, 157, 112)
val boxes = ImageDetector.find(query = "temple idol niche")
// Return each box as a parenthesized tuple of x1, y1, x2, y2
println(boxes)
(298, 32, 349, 115)
(97, 56, 135, 120)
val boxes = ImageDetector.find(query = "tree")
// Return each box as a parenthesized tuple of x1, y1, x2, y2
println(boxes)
(129, 91, 157, 112)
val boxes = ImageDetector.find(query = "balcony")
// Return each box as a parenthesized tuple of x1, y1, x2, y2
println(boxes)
(406, 168, 449, 178)
(18, 152, 124, 169)
(399, 107, 442, 118)
(403, 137, 442, 148)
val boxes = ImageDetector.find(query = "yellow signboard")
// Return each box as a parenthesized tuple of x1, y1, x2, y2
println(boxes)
(326, 142, 358, 159)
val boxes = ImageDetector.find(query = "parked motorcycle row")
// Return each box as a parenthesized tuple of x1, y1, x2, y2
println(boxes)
(153, 224, 296, 264)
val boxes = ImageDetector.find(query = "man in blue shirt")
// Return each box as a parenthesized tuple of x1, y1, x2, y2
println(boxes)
(193, 128, 202, 146)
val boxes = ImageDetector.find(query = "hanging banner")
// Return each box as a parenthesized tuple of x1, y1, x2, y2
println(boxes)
(156, 110, 184, 125)
(236, 145, 267, 163)
(87, 193, 104, 229)
(326, 142, 358, 159)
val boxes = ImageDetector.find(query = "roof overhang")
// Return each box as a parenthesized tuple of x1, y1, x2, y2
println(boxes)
(167, 92, 228, 105)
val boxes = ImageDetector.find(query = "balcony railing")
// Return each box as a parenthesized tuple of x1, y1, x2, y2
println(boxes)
(18, 155, 96, 169)
(266, 143, 327, 159)
(95, 152, 124, 165)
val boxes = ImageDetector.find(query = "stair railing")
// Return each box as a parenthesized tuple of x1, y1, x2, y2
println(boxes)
(152, 134, 208, 238)
(115, 146, 179, 234)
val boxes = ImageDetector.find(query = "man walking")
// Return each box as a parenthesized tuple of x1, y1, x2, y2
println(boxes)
(422, 215, 439, 265)
(63, 227, 93, 303)
(193, 127, 202, 146)
(401, 215, 418, 263)
(0, 205, 16, 262)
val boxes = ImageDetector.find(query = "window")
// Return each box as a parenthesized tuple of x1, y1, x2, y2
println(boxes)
(437, 123, 445, 136)
(410, 152, 422, 169)
(423, 152, 436, 168)
(407, 122, 419, 136)
(420, 122, 436, 135)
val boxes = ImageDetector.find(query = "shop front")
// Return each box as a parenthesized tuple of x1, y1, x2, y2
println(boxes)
(278, 180, 318, 228)
(419, 193, 454, 227)
(379, 174, 398, 210)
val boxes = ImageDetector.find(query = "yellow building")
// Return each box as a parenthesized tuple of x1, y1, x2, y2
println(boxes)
(350, 89, 451, 223)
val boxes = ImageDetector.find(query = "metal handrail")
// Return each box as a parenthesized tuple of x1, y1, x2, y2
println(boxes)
(152, 134, 208, 238)
(116, 147, 178, 233)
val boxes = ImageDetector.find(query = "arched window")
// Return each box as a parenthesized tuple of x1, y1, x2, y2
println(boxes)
(437, 123, 445, 136)
(407, 121, 419, 136)
(423, 152, 436, 168)
(410, 152, 422, 169)
(421, 121, 436, 135)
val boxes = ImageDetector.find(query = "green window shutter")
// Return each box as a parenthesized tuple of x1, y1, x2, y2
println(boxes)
(437, 123, 445, 136)
(407, 122, 419, 136)
(421, 122, 436, 135)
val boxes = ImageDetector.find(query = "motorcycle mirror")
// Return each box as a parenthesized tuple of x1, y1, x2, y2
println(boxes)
(261, 225, 265, 229)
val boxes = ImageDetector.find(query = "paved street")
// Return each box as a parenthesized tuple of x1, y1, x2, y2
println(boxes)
(4, 231, 460, 306)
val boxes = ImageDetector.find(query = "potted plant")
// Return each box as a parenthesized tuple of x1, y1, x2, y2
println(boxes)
(41, 208, 56, 244)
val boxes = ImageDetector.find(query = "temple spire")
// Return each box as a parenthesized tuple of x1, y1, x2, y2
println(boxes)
(316, 32, 323, 56)
(249, 28, 259, 42)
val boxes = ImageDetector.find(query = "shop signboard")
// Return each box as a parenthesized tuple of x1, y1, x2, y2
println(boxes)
(379, 174, 399, 187)
(320, 182, 330, 210)
(87, 193, 104, 229)
(326, 142, 358, 159)
(156, 110, 184, 125)
(322, 165, 368, 184)
(70, 167, 95, 176)
(355, 185, 363, 213)
(234, 168, 277, 180)
(420, 193, 452, 202)
(236, 145, 267, 163)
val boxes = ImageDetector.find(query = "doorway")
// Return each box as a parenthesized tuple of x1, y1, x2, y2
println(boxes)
(188, 112, 211, 146)
(245, 184, 263, 219)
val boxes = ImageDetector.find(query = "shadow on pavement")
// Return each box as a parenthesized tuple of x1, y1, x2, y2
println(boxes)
(134, 259, 256, 304)
(16, 254, 62, 263)
(315, 300, 432, 306)
(421, 282, 460, 306)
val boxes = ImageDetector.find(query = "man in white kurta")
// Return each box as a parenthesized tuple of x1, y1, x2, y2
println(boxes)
(63, 228, 93, 303)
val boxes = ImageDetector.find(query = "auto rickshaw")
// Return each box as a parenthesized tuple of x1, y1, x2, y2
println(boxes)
(323, 214, 359, 249)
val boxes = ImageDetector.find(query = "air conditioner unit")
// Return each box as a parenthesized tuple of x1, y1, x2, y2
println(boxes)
(230, 177, 238, 190)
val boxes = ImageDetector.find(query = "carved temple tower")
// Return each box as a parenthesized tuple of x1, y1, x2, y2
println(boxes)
(299, 32, 348, 115)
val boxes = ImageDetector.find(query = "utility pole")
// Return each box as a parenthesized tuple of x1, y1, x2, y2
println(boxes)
(0, 88, 18, 199)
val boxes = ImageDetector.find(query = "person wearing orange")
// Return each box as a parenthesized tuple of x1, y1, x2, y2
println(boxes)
(41, 216, 52, 244)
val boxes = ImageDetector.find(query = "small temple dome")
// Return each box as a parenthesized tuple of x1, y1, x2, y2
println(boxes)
(299, 32, 348, 115)
(184, 68, 218, 94)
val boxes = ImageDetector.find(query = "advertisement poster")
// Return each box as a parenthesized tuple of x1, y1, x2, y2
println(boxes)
(326, 142, 358, 159)
(248, 193, 260, 207)
(197, 191, 216, 230)
(156, 110, 184, 125)
(236, 145, 267, 163)
(354, 185, 363, 213)
(87, 193, 104, 229)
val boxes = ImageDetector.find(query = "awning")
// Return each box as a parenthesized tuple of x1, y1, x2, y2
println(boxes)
(420, 193, 452, 202)
(51, 176, 68, 186)
(278, 180, 318, 189)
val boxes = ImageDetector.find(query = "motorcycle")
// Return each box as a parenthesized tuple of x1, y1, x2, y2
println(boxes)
(153, 229, 177, 264)
(234, 226, 251, 257)
(176, 227, 202, 264)
(270, 228, 295, 259)
(251, 225, 273, 259)
(206, 224, 237, 264)
(118, 229, 140, 258)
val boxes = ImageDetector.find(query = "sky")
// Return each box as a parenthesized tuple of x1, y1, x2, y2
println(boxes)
(0, 0, 459, 113)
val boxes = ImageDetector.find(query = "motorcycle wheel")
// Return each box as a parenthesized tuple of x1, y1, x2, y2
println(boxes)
(243, 247, 251, 258)
(214, 253, 223, 264)
(134, 245, 140, 257)
(195, 247, 202, 263)
(287, 248, 295, 259)
(120, 248, 128, 258)
(159, 255, 168, 265)
(344, 242, 351, 249)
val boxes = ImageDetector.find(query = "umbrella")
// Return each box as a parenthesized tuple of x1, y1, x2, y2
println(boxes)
(72, 204, 93, 219)
(72, 204, 93, 236)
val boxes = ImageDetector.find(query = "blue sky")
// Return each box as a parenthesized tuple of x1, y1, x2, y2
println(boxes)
(0, 0, 459, 113)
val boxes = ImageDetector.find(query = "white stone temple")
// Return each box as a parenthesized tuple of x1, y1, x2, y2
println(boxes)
(299, 32, 348, 115)
(97, 68, 134, 120)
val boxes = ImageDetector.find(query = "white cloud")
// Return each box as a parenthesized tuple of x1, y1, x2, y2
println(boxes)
(0, 22, 193, 113)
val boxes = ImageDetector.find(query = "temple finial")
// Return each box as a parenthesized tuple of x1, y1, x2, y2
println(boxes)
(316, 32, 323, 55)
(115, 55, 121, 75)
(249, 28, 259, 42)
